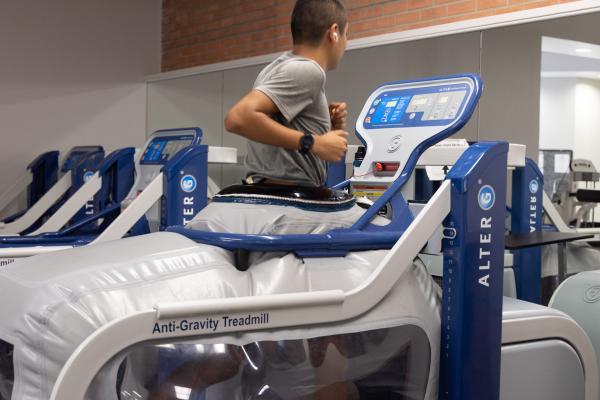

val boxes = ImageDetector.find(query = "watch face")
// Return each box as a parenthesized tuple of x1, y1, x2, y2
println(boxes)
(300, 133, 314, 154)
(305, 134, 315, 146)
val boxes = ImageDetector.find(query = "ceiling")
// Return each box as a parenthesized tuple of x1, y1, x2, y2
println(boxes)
(542, 36, 600, 80)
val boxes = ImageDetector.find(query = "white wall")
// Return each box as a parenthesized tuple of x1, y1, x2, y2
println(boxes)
(539, 77, 576, 150)
(574, 79, 600, 167)
(0, 0, 161, 190)
(538, 77, 600, 168)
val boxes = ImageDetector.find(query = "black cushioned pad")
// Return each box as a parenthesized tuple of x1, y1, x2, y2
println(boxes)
(576, 189, 600, 203)
(213, 183, 356, 211)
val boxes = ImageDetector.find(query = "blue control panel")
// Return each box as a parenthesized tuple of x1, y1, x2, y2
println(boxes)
(363, 83, 470, 129)
(141, 135, 195, 165)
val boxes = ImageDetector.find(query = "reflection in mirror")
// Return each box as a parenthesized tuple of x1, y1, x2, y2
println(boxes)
(539, 35, 600, 226)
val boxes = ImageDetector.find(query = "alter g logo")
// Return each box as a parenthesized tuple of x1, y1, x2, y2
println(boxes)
(529, 179, 539, 194)
(83, 171, 94, 182)
(180, 175, 197, 193)
(584, 286, 600, 303)
(478, 185, 495, 211)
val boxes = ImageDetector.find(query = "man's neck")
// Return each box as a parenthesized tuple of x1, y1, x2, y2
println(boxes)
(292, 44, 329, 71)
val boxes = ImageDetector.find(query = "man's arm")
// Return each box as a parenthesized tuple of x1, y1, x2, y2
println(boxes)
(225, 90, 304, 150)
(225, 90, 348, 162)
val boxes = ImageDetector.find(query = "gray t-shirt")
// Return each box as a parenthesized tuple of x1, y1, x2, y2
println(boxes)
(245, 52, 331, 187)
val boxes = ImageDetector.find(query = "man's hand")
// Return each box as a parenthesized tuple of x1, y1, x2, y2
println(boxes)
(329, 102, 348, 129)
(312, 130, 348, 162)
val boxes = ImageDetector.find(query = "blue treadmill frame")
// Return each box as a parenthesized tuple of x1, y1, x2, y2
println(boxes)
(0, 151, 60, 224)
(165, 75, 508, 400)
(0, 128, 209, 248)
(510, 158, 544, 303)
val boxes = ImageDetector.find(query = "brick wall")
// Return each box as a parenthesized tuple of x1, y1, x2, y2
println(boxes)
(162, 0, 576, 72)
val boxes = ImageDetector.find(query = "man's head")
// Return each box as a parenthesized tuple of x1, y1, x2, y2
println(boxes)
(291, 0, 348, 70)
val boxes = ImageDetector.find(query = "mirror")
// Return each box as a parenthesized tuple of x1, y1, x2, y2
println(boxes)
(147, 11, 600, 190)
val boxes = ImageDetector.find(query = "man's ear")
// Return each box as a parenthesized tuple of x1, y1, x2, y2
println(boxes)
(329, 24, 340, 42)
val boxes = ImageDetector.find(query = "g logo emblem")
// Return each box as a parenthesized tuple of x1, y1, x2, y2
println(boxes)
(584, 286, 600, 303)
(83, 171, 94, 182)
(478, 185, 495, 211)
(529, 179, 539, 194)
(180, 175, 197, 193)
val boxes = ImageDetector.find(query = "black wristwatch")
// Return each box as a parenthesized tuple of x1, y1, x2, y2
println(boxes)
(298, 132, 314, 155)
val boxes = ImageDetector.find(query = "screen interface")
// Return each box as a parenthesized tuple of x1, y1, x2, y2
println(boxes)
(363, 84, 469, 129)
(141, 135, 194, 164)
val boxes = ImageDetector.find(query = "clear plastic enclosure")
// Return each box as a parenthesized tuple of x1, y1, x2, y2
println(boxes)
(82, 324, 431, 400)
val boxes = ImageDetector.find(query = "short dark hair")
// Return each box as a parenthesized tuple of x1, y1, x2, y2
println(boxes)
(291, 0, 347, 45)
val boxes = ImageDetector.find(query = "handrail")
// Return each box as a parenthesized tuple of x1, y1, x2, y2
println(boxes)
(92, 174, 164, 244)
(0, 204, 121, 245)
(166, 227, 405, 255)
(0, 174, 72, 234)
(49, 181, 451, 400)
(29, 172, 102, 235)
(97, 148, 136, 175)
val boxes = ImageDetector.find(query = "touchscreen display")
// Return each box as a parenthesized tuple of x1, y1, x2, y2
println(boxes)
(142, 136, 194, 164)
(363, 84, 469, 129)
(369, 96, 412, 126)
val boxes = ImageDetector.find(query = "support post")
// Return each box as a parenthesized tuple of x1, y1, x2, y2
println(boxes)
(161, 145, 208, 230)
(440, 141, 508, 400)
(511, 158, 544, 303)
(27, 151, 59, 207)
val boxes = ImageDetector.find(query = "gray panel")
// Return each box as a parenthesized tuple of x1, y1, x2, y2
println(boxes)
(221, 65, 267, 187)
(480, 25, 542, 158)
(0, 0, 160, 193)
(501, 340, 585, 400)
(147, 72, 225, 186)
(326, 32, 482, 145)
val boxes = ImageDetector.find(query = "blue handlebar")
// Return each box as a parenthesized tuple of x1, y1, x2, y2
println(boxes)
(98, 148, 136, 175)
